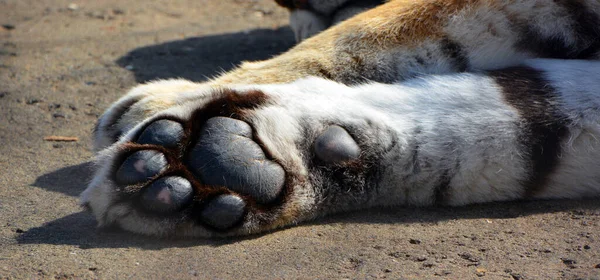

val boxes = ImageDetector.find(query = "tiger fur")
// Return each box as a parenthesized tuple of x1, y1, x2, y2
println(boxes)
(82, 0, 600, 237)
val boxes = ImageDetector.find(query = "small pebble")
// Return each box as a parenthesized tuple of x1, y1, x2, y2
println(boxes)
(459, 252, 480, 263)
(422, 262, 435, 268)
(409, 238, 421, 244)
(1, 24, 15, 30)
(86, 11, 105, 19)
(434, 270, 452, 276)
(388, 252, 402, 258)
(561, 258, 577, 269)
(67, 3, 79, 11)
(26, 98, 40, 105)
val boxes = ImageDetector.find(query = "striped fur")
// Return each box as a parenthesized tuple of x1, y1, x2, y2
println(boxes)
(221, 0, 600, 84)
(93, 0, 600, 150)
(83, 0, 600, 236)
(82, 59, 600, 237)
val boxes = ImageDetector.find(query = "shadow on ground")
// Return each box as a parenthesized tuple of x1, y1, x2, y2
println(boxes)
(17, 198, 600, 249)
(16, 211, 230, 249)
(33, 162, 95, 197)
(26, 26, 600, 249)
(25, 27, 296, 249)
(32, 27, 295, 199)
(116, 26, 295, 82)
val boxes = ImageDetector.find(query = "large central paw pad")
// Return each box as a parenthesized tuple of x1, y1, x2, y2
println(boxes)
(189, 117, 285, 203)
(109, 116, 287, 231)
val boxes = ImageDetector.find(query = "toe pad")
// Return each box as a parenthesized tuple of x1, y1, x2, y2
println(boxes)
(314, 125, 360, 164)
(141, 176, 193, 213)
(201, 195, 246, 230)
(115, 150, 167, 185)
(137, 119, 184, 148)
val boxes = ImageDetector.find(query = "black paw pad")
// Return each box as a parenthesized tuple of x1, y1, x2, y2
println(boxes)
(137, 119, 184, 148)
(189, 117, 285, 204)
(314, 125, 360, 164)
(141, 176, 193, 213)
(200, 195, 246, 230)
(115, 150, 167, 185)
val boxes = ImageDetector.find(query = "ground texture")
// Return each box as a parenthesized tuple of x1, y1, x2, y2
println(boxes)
(1, 0, 599, 278)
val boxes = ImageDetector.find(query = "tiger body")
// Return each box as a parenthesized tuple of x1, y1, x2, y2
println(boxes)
(82, 0, 600, 237)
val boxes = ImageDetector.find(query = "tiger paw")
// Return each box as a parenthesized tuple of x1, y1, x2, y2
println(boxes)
(81, 79, 391, 237)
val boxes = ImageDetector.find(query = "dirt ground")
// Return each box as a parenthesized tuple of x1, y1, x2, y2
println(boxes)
(1, 0, 599, 278)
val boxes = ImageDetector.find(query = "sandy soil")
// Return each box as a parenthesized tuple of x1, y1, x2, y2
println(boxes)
(1, 0, 599, 278)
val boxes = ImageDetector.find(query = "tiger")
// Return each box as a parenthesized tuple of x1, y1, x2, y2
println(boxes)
(81, 0, 600, 237)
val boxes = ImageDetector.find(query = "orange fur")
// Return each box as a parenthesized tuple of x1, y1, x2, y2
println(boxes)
(213, 0, 488, 84)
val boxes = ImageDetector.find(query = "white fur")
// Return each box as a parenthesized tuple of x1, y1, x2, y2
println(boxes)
(93, 79, 208, 151)
(523, 59, 600, 199)
(82, 59, 600, 236)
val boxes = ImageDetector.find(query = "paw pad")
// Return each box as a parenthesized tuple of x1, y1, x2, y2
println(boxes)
(314, 125, 360, 164)
(189, 117, 285, 204)
(141, 176, 193, 213)
(103, 110, 367, 234)
(108, 115, 289, 231)
(137, 119, 184, 148)
(200, 195, 246, 230)
(115, 150, 167, 185)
